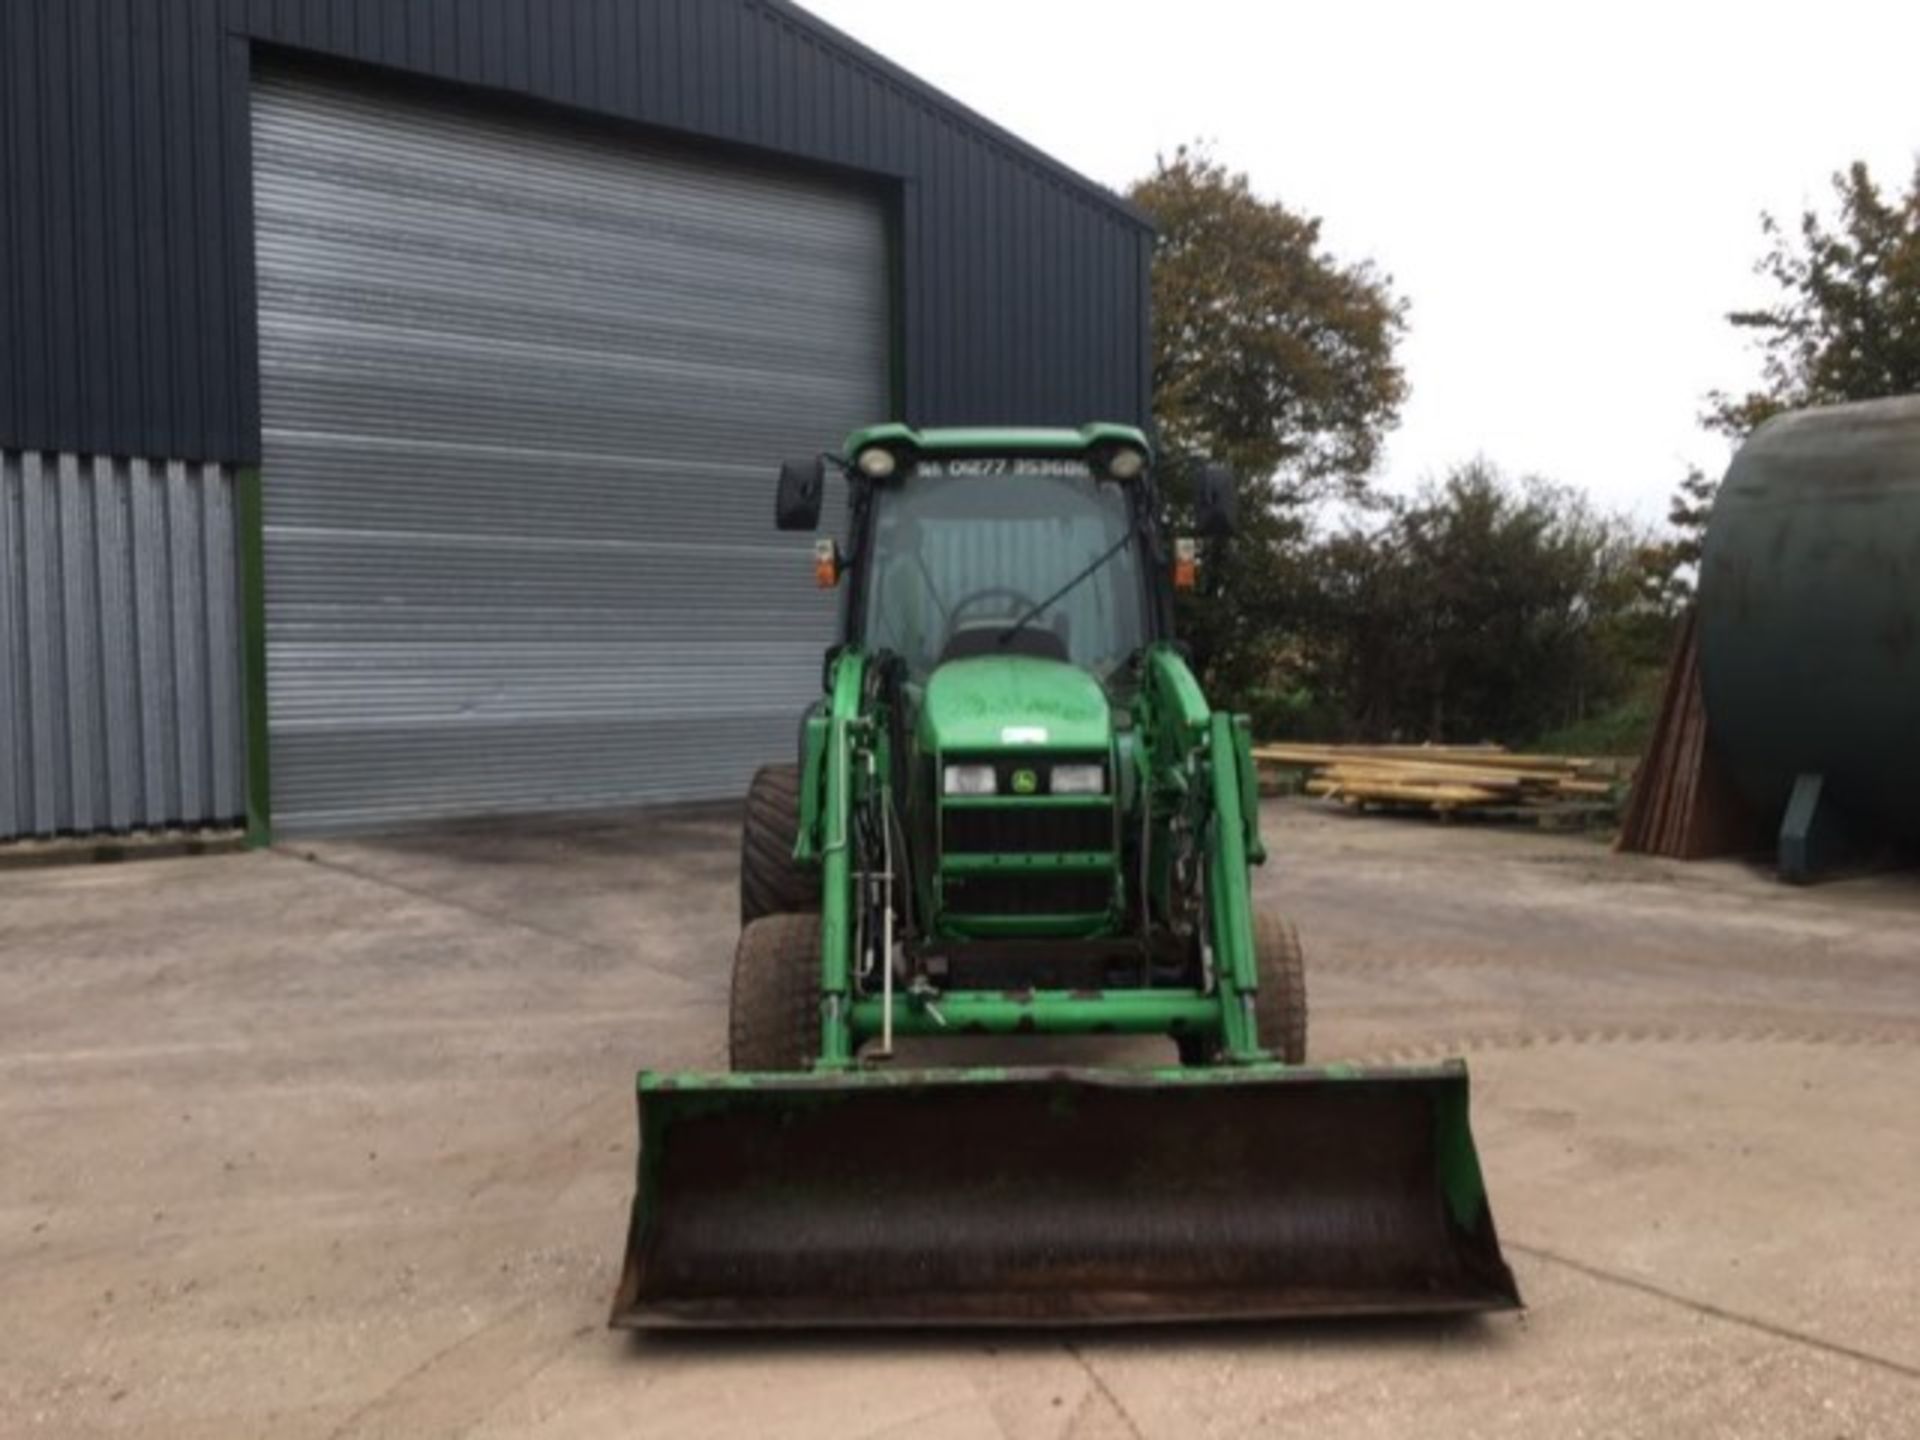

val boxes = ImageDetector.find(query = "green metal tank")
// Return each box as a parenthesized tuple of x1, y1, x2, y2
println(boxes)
(1697, 395, 1920, 877)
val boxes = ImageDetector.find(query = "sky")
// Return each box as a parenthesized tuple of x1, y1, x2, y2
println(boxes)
(801, 0, 1920, 526)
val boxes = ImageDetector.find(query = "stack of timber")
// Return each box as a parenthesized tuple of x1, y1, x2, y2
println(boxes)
(1614, 610, 1760, 859)
(1253, 742, 1630, 825)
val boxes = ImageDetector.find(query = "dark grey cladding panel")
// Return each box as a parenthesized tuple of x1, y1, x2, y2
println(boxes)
(0, 450, 246, 839)
(0, 0, 1151, 464)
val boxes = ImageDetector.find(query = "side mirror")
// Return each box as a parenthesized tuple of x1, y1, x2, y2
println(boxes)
(776, 456, 825, 531)
(1194, 461, 1238, 539)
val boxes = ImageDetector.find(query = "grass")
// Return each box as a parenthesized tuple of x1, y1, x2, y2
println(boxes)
(1529, 689, 1659, 759)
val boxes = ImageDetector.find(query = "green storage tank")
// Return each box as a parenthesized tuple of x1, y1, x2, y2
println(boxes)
(1697, 395, 1920, 879)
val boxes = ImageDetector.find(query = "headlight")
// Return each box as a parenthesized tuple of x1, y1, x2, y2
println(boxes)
(856, 446, 898, 478)
(1105, 446, 1146, 481)
(1050, 763, 1105, 795)
(943, 764, 997, 796)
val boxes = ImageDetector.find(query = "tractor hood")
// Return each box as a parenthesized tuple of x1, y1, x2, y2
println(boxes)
(920, 655, 1111, 753)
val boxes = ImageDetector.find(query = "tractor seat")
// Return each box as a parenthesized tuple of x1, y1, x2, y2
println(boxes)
(940, 621, 1071, 665)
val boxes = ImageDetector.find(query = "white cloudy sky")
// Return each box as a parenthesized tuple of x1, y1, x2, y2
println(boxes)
(802, 0, 1920, 524)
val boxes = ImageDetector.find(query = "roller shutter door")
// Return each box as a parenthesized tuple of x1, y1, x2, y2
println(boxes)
(250, 73, 887, 832)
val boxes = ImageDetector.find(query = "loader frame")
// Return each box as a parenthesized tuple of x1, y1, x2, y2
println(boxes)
(805, 639, 1271, 1069)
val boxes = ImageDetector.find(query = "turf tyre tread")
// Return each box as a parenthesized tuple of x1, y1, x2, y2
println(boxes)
(1253, 908, 1309, 1064)
(729, 913, 821, 1072)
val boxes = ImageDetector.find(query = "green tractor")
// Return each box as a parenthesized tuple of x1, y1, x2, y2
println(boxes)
(613, 424, 1518, 1326)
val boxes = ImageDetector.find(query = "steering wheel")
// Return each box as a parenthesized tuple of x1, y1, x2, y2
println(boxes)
(947, 586, 1041, 632)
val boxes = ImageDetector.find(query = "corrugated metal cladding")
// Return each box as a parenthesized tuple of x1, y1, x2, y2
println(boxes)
(0, 452, 245, 839)
(1, 0, 1152, 469)
(253, 72, 886, 832)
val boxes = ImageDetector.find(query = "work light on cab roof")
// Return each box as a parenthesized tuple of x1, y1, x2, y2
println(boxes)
(611, 420, 1519, 1329)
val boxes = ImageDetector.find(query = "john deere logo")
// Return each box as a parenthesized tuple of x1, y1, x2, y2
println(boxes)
(1011, 768, 1039, 795)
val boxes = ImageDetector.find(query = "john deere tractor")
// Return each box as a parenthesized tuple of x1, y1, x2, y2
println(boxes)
(613, 424, 1518, 1327)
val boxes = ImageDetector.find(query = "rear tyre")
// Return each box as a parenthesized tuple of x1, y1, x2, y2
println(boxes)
(740, 764, 817, 925)
(1253, 909, 1309, 1064)
(729, 913, 821, 1072)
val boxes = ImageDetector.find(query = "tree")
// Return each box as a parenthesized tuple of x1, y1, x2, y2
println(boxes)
(1130, 146, 1408, 506)
(1291, 464, 1662, 745)
(1706, 159, 1920, 438)
(1639, 464, 1719, 605)
(1662, 465, 1717, 568)
(1127, 146, 1408, 698)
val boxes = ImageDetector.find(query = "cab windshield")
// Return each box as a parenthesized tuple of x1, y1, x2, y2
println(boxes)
(861, 460, 1148, 682)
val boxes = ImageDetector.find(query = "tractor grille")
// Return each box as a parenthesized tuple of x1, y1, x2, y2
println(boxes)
(943, 871, 1113, 917)
(942, 805, 1112, 855)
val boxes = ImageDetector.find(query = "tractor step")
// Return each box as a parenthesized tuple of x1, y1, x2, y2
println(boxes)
(612, 1061, 1520, 1328)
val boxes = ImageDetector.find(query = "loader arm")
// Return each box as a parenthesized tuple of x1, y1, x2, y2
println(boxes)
(814, 646, 869, 1069)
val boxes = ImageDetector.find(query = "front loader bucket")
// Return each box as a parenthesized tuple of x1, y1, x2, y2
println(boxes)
(611, 1062, 1519, 1328)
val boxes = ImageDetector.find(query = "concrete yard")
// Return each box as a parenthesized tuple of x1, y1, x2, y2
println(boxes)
(4, 799, 1918, 1438)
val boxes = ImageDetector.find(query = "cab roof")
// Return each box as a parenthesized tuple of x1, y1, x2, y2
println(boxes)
(844, 422, 1151, 459)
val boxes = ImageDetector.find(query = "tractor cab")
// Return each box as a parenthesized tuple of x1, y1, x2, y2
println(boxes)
(836, 428, 1164, 686)
(780, 423, 1237, 679)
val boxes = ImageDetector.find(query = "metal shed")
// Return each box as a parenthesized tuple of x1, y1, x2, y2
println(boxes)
(0, 0, 1153, 839)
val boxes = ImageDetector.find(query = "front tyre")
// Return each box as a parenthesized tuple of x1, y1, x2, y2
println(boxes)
(1178, 909, 1310, 1066)
(1253, 909, 1309, 1064)
(729, 913, 821, 1072)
